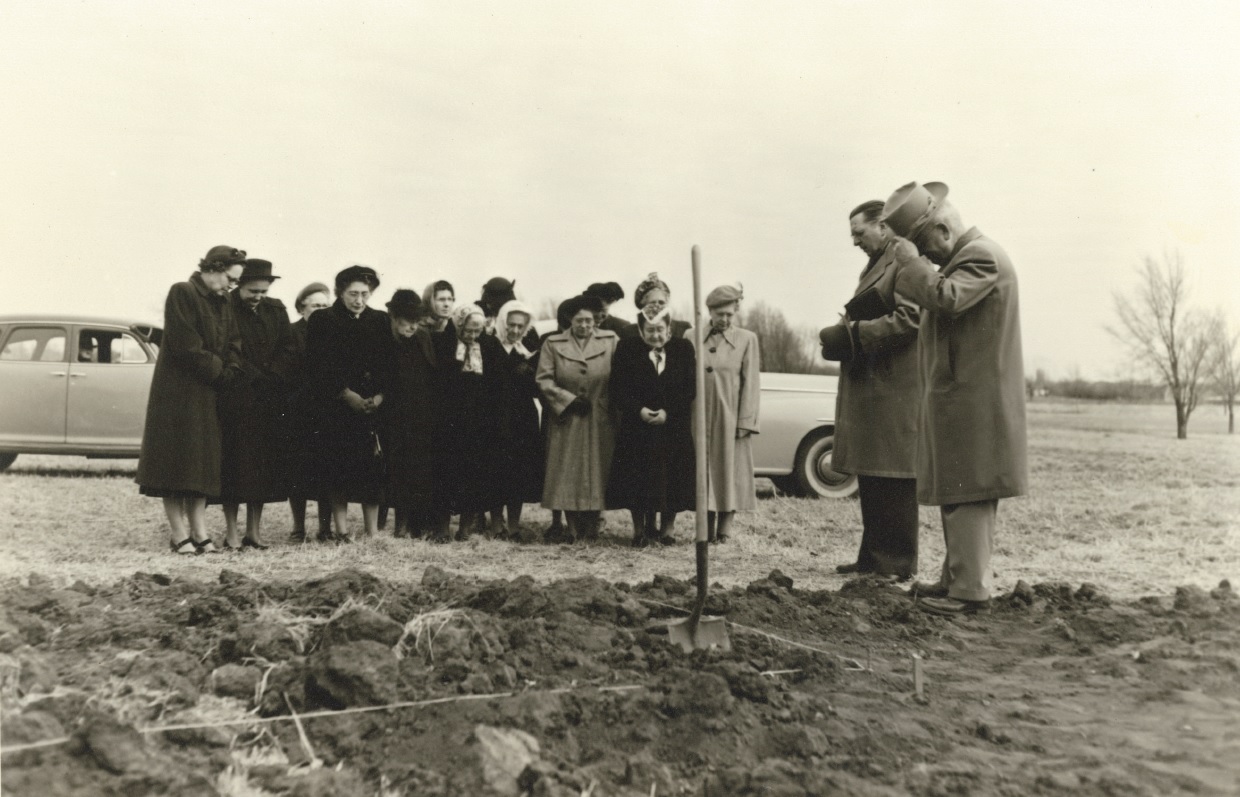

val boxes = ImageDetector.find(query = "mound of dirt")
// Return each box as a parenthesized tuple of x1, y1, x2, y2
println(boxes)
(2, 569, 1237, 796)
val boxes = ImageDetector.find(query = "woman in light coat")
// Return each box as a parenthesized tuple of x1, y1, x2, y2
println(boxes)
(695, 284, 760, 543)
(537, 294, 618, 542)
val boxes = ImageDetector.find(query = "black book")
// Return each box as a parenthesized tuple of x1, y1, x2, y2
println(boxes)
(844, 286, 890, 322)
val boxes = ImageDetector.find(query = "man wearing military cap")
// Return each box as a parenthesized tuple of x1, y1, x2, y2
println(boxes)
(883, 182, 1028, 616)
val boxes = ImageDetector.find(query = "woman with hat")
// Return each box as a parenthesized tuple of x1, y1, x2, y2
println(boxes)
(431, 303, 507, 541)
(606, 304, 696, 546)
(537, 293, 619, 542)
(491, 299, 544, 538)
(696, 283, 761, 543)
(306, 264, 391, 542)
(285, 281, 332, 543)
(380, 289, 439, 539)
(216, 258, 298, 550)
(137, 245, 246, 555)
(623, 273, 692, 339)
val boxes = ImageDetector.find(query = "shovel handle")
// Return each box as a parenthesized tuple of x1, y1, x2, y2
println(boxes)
(692, 245, 709, 545)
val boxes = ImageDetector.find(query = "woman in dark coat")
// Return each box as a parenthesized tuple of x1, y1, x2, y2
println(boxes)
(606, 306, 696, 546)
(620, 272, 692, 340)
(217, 259, 298, 550)
(432, 304, 507, 541)
(285, 282, 332, 543)
(380, 290, 438, 539)
(137, 245, 246, 555)
(491, 299, 543, 538)
(306, 265, 391, 542)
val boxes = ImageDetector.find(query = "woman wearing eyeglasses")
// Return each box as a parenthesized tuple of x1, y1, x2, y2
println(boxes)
(137, 245, 246, 555)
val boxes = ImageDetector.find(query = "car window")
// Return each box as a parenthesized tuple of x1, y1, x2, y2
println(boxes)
(1, 326, 67, 362)
(77, 329, 150, 364)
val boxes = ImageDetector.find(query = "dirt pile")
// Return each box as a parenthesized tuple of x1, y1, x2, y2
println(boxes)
(2, 568, 1238, 796)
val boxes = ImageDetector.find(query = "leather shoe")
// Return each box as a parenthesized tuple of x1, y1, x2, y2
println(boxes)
(835, 562, 867, 575)
(909, 581, 948, 599)
(240, 537, 269, 551)
(918, 596, 989, 616)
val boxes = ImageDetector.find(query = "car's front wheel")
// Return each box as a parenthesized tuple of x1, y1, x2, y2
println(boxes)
(792, 429, 857, 499)
(0, 453, 17, 473)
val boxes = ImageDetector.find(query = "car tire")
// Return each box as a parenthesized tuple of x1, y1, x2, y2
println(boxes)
(0, 453, 16, 473)
(792, 429, 858, 499)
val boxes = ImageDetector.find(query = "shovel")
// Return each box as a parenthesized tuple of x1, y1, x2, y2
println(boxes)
(668, 245, 732, 653)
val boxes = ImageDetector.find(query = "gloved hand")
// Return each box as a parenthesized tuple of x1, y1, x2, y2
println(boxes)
(818, 323, 856, 361)
(566, 396, 592, 417)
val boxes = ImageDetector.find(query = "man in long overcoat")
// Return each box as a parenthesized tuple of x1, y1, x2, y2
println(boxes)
(217, 259, 298, 549)
(819, 200, 921, 580)
(884, 181, 1028, 615)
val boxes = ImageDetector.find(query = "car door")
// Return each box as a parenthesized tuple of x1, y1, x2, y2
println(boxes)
(66, 326, 156, 450)
(0, 324, 70, 446)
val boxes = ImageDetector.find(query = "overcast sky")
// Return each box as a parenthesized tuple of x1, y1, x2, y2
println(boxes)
(2, 0, 1237, 379)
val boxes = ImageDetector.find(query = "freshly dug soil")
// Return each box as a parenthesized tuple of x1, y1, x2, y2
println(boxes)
(1, 567, 1237, 796)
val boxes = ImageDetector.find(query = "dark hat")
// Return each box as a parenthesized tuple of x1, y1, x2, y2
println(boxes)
(478, 277, 517, 316)
(294, 282, 330, 311)
(634, 272, 670, 308)
(584, 282, 625, 303)
(239, 259, 280, 284)
(881, 181, 949, 240)
(335, 264, 380, 292)
(385, 288, 424, 320)
(562, 293, 604, 321)
(200, 245, 247, 270)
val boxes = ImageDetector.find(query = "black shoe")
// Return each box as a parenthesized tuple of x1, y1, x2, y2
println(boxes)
(835, 562, 863, 574)
(194, 539, 221, 555)
(909, 581, 949, 599)
(652, 533, 677, 546)
(289, 529, 307, 543)
(171, 538, 199, 556)
(241, 537, 269, 551)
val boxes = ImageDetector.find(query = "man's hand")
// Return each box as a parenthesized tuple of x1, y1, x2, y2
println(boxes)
(889, 236, 920, 263)
(342, 389, 369, 414)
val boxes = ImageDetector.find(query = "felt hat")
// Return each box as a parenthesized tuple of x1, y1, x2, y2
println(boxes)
(881, 181, 949, 240)
(239, 259, 279, 284)
(479, 277, 517, 316)
(385, 288, 424, 320)
(294, 282, 330, 311)
(705, 283, 744, 309)
(634, 272, 670, 308)
(562, 293, 604, 321)
(335, 264, 380, 292)
(584, 282, 625, 303)
(200, 245, 247, 269)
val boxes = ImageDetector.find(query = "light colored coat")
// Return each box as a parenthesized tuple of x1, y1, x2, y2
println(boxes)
(894, 227, 1028, 505)
(537, 329, 618, 510)
(694, 325, 760, 511)
(831, 243, 921, 478)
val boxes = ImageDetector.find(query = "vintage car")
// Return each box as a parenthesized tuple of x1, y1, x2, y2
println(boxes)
(0, 314, 162, 471)
(0, 315, 857, 499)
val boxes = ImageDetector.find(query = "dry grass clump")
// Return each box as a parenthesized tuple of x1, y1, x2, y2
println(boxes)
(392, 607, 467, 663)
(0, 400, 1236, 598)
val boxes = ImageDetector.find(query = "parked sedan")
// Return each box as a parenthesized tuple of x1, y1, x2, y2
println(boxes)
(0, 314, 162, 471)
(752, 371, 857, 499)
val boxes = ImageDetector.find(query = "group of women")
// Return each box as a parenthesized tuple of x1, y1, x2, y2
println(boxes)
(136, 245, 762, 554)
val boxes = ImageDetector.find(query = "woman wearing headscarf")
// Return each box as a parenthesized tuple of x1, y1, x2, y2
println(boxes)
(696, 283, 761, 543)
(492, 299, 544, 538)
(421, 280, 455, 333)
(537, 294, 618, 542)
(606, 305, 696, 546)
(431, 303, 507, 541)
(137, 245, 245, 555)
(380, 289, 438, 539)
(306, 265, 391, 542)
(285, 281, 332, 543)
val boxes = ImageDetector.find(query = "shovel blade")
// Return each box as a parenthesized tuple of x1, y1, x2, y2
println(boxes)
(667, 616, 731, 653)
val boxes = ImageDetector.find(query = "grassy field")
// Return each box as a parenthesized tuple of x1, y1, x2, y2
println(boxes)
(0, 400, 1236, 598)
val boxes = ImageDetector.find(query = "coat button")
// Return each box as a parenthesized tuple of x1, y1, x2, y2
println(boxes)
(706, 366, 714, 373)
(709, 347, 717, 353)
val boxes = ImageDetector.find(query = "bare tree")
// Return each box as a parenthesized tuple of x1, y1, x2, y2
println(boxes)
(1207, 312, 1239, 434)
(1108, 251, 1213, 439)
(741, 300, 819, 374)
